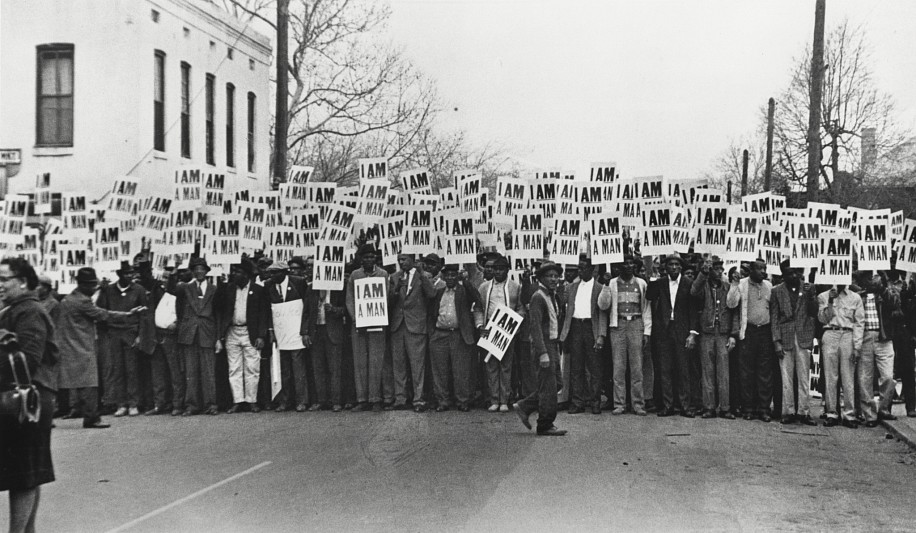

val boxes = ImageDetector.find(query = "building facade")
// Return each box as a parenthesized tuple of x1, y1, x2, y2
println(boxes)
(0, 0, 272, 200)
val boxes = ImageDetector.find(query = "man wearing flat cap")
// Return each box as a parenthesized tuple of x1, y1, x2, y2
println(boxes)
(264, 260, 312, 412)
(168, 256, 220, 415)
(346, 244, 393, 411)
(97, 260, 150, 417)
(217, 260, 270, 413)
(513, 261, 567, 436)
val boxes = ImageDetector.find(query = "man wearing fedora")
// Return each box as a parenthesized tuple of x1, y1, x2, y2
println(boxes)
(56, 267, 147, 428)
(97, 260, 150, 417)
(169, 257, 220, 415)
(217, 260, 270, 414)
(264, 261, 312, 412)
(646, 252, 700, 417)
(389, 252, 436, 412)
(513, 261, 566, 436)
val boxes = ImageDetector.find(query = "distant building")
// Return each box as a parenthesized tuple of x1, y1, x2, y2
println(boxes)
(0, 0, 272, 200)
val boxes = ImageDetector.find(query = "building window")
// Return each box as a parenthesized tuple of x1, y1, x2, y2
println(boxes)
(249, 58, 255, 71)
(226, 83, 235, 168)
(227, 48, 234, 60)
(36, 44, 74, 147)
(151, 9, 159, 22)
(180, 61, 190, 158)
(205, 73, 215, 165)
(247, 92, 255, 173)
(154, 50, 165, 151)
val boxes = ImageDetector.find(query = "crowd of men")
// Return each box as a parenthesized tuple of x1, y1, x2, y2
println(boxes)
(44, 245, 916, 436)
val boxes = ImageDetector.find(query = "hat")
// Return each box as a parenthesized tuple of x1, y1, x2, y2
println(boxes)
(357, 244, 377, 258)
(188, 257, 211, 272)
(536, 261, 563, 278)
(664, 252, 685, 266)
(477, 251, 499, 264)
(578, 253, 592, 266)
(266, 260, 288, 272)
(116, 260, 135, 274)
(231, 260, 254, 276)
(256, 256, 273, 269)
(37, 274, 53, 288)
(710, 255, 724, 266)
(491, 254, 510, 268)
(76, 267, 99, 284)
(441, 263, 459, 272)
(422, 253, 442, 265)
(288, 256, 306, 268)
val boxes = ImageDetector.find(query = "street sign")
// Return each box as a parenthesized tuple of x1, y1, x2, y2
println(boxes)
(0, 149, 21, 165)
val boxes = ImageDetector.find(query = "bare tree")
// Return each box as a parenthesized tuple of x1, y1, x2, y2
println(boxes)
(702, 133, 769, 198)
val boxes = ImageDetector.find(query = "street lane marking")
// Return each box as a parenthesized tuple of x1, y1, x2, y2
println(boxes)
(106, 461, 272, 533)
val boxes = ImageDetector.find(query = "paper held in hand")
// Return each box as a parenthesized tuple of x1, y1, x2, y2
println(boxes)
(477, 305, 524, 362)
(271, 299, 305, 350)
(354, 278, 389, 328)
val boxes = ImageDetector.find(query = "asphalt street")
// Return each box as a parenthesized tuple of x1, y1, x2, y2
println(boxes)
(4, 407, 915, 532)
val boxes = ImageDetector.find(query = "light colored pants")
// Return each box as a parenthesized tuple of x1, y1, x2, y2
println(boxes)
(352, 328, 392, 404)
(557, 349, 571, 403)
(226, 325, 260, 404)
(610, 318, 644, 410)
(779, 334, 811, 417)
(486, 339, 514, 405)
(858, 330, 895, 422)
(821, 329, 856, 421)
(699, 332, 730, 412)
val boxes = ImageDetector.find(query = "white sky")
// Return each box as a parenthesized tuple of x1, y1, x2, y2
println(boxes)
(385, 0, 916, 180)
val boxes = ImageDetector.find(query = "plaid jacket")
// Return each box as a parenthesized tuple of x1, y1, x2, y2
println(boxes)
(769, 283, 819, 349)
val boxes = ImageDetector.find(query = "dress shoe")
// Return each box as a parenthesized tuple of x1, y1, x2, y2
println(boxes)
(182, 409, 198, 417)
(295, 404, 308, 413)
(488, 404, 500, 412)
(413, 404, 427, 413)
(351, 402, 368, 412)
(701, 410, 716, 419)
(382, 403, 394, 411)
(227, 404, 243, 414)
(513, 402, 531, 429)
(332, 404, 342, 413)
(457, 404, 470, 412)
(681, 410, 696, 419)
(371, 402, 383, 412)
(780, 414, 796, 425)
(611, 407, 625, 415)
(719, 411, 736, 420)
(275, 404, 288, 412)
(113, 407, 128, 417)
(841, 419, 859, 429)
(799, 415, 817, 426)
(644, 400, 657, 412)
(250, 404, 262, 413)
(657, 408, 675, 417)
(308, 404, 322, 412)
(633, 409, 647, 416)
(743, 412, 755, 421)
(62, 410, 81, 420)
(435, 405, 449, 413)
(568, 405, 585, 414)
(823, 417, 838, 427)
(499, 404, 509, 413)
(171, 408, 183, 416)
(83, 420, 111, 429)
(760, 413, 772, 423)
(591, 405, 602, 415)
(864, 420, 879, 428)
(205, 407, 219, 415)
(344, 403, 354, 410)
(537, 426, 567, 436)
(908, 410, 916, 418)
(128, 407, 140, 417)
(877, 412, 898, 421)
(144, 407, 163, 416)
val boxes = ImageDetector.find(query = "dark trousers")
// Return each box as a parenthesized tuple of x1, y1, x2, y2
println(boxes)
(429, 329, 472, 407)
(729, 343, 742, 413)
(655, 324, 692, 411)
(278, 349, 308, 407)
(391, 326, 428, 405)
(517, 340, 561, 432)
(257, 344, 274, 407)
(567, 319, 602, 408)
(183, 344, 216, 412)
(689, 346, 703, 411)
(104, 328, 141, 408)
(68, 387, 99, 424)
(312, 325, 342, 406)
(740, 324, 775, 414)
(894, 333, 915, 412)
(516, 340, 537, 397)
(150, 333, 179, 410)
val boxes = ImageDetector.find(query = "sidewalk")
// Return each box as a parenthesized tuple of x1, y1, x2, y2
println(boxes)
(883, 404, 916, 450)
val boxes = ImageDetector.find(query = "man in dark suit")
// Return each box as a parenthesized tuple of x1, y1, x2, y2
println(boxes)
(169, 257, 220, 415)
(559, 254, 608, 415)
(389, 252, 436, 412)
(307, 279, 346, 412)
(216, 260, 269, 413)
(428, 264, 482, 412)
(646, 252, 700, 417)
(264, 261, 311, 412)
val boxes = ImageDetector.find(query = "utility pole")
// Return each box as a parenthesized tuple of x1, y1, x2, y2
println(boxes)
(741, 149, 749, 196)
(806, 0, 826, 204)
(273, 0, 289, 189)
(764, 97, 775, 192)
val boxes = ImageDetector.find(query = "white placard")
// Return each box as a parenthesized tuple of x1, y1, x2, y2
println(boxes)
(477, 305, 524, 362)
(354, 278, 389, 328)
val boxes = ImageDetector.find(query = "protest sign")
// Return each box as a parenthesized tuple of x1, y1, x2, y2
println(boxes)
(356, 178, 389, 224)
(477, 305, 524, 362)
(236, 200, 266, 250)
(512, 209, 545, 260)
(589, 162, 617, 183)
(549, 213, 582, 265)
(693, 202, 728, 255)
(399, 167, 432, 196)
(0, 195, 29, 245)
(442, 212, 477, 264)
(34, 173, 52, 215)
(403, 204, 433, 254)
(354, 278, 389, 328)
(556, 181, 579, 216)
(855, 218, 891, 271)
(786, 216, 821, 268)
(633, 175, 665, 202)
(174, 166, 203, 202)
(588, 211, 624, 265)
(816, 233, 854, 285)
(379, 216, 404, 266)
(670, 205, 692, 253)
(438, 187, 458, 209)
(639, 202, 674, 256)
(271, 300, 305, 350)
(528, 178, 557, 222)
(317, 203, 357, 242)
(742, 192, 784, 225)
(313, 240, 346, 291)
(576, 181, 610, 219)
(279, 182, 309, 213)
(288, 165, 313, 184)
(105, 177, 139, 221)
(896, 220, 916, 273)
(808, 202, 852, 234)
(306, 182, 336, 216)
(725, 208, 759, 262)
(200, 170, 226, 215)
(359, 157, 388, 179)
(756, 224, 784, 275)
(494, 176, 528, 227)
(208, 215, 241, 265)
(288, 207, 321, 256)
(61, 193, 89, 234)
(891, 211, 905, 241)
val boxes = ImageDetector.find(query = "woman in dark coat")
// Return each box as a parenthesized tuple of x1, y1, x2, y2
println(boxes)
(0, 258, 58, 533)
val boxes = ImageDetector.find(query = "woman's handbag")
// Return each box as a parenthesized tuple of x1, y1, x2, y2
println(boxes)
(0, 331, 41, 424)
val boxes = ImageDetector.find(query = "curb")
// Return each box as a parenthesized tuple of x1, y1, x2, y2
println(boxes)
(881, 419, 916, 451)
